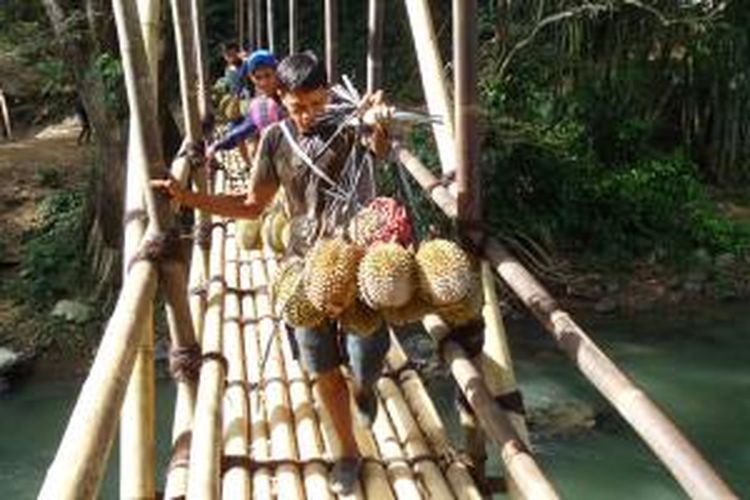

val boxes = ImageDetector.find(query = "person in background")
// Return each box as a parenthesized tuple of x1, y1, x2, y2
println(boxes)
(206, 49, 285, 165)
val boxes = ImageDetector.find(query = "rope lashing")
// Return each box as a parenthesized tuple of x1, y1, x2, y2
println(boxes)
(127, 227, 185, 272)
(193, 219, 227, 250)
(166, 431, 192, 473)
(424, 169, 456, 194)
(169, 343, 202, 383)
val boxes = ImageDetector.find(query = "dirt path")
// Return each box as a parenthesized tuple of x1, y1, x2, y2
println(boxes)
(0, 119, 91, 351)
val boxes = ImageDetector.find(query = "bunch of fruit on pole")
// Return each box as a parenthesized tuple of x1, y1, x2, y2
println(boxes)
(269, 197, 483, 336)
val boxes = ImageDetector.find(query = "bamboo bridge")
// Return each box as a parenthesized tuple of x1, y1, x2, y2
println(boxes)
(37, 1, 738, 499)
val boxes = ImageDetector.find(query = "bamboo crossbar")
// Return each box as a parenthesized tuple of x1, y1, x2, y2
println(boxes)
(397, 144, 737, 499)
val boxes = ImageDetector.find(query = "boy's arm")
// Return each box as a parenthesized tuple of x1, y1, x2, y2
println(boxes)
(151, 178, 277, 219)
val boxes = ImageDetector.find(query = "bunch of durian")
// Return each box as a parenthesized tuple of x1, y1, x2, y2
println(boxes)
(271, 233, 483, 336)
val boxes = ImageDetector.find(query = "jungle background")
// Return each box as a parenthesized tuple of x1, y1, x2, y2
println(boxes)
(0, 0, 749, 364)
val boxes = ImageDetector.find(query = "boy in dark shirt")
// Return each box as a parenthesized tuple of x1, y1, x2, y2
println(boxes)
(154, 53, 390, 494)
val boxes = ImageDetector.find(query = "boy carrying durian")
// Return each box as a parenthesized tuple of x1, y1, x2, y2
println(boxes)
(153, 52, 391, 495)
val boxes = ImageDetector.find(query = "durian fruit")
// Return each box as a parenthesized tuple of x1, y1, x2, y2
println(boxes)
(416, 239, 474, 306)
(382, 293, 433, 327)
(436, 273, 483, 327)
(358, 242, 416, 309)
(304, 239, 364, 315)
(348, 205, 381, 246)
(261, 210, 288, 252)
(272, 258, 326, 328)
(339, 299, 383, 337)
(280, 222, 292, 251)
(236, 218, 262, 251)
(348, 197, 414, 248)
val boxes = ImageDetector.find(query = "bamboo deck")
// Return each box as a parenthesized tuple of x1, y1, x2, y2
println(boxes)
(164, 157, 483, 499)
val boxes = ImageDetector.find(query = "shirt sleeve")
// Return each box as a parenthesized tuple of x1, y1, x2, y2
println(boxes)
(248, 126, 281, 193)
(214, 116, 258, 151)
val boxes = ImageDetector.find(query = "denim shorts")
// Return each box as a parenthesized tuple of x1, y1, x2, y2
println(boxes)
(288, 321, 390, 388)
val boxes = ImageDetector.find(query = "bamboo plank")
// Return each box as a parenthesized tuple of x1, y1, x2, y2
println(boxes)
(222, 225, 251, 499)
(187, 170, 228, 499)
(385, 336, 482, 500)
(240, 250, 273, 499)
(376, 377, 455, 500)
(251, 251, 305, 499)
(371, 398, 423, 500)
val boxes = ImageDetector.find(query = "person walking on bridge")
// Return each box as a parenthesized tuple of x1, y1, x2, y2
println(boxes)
(153, 52, 391, 495)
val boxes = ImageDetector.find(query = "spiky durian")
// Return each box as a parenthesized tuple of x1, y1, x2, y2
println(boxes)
(280, 222, 292, 251)
(358, 242, 416, 309)
(348, 197, 414, 248)
(304, 239, 363, 315)
(273, 258, 326, 328)
(236, 218, 262, 251)
(436, 273, 483, 327)
(339, 299, 383, 337)
(382, 293, 433, 327)
(416, 239, 474, 306)
(261, 210, 288, 252)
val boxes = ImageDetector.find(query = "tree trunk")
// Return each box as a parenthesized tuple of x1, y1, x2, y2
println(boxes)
(42, 0, 126, 258)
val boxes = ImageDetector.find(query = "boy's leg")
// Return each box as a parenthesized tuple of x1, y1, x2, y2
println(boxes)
(293, 322, 360, 494)
(346, 327, 390, 427)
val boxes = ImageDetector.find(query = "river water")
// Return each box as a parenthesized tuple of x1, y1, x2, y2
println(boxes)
(1, 304, 747, 498)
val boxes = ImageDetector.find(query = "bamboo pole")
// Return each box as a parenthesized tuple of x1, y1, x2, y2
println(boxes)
(366, 0, 384, 94)
(240, 249, 273, 498)
(255, 0, 264, 50)
(247, 0, 256, 50)
(429, 328, 559, 499)
(398, 145, 738, 499)
(371, 398, 424, 499)
(191, 0, 212, 123)
(186, 170, 228, 500)
(377, 377, 455, 499)
(403, 0, 455, 174)
(38, 263, 158, 499)
(238, 0, 245, 46)
(0, 88, 12, 140)
(385, 335, 482, 500)
(289, 0, 298, 54)
(324, 0, 338, 83)
(170, 0, 201, 143)
(119, 0, 160, 496)
(266, 0, 275, 54)
(251, 251, 305, 498)
(222, 224, 251, 499)
(454, 0, 480, 224)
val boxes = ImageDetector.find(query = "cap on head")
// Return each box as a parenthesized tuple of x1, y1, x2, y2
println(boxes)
(242, 49, 278, 77)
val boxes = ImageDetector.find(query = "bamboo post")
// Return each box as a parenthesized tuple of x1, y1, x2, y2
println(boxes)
(170, 0, 201, 143)
(247, 0, 256, 50)
(255, 0, 264, 50)
(385, 334, 482, 500)
(191, 0, 212, 123)
(119, 0, 160, 497)
(324, 0, 338, 83)
(403, 0, 455, 174)
(428, 326, 560, 498)
(240, 249, 273, 498)
(289, 0, 298, 54)
(397, 145, 738, 499)
(186, 170, 228, 500)
(0, 88, 12, 140)
(38, 264, 158, 499)
(238, 0, 245, 46)
(366, 0, 384, 94)
(266, 0, 275, 54)
(377, 377, 455, 499)
(251, 250, 306, 498)
(221, 225, 251, 499)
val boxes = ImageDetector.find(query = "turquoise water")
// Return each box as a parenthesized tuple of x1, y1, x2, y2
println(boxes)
(426, 304, 749, 498)
(1, 304, 747, 498)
